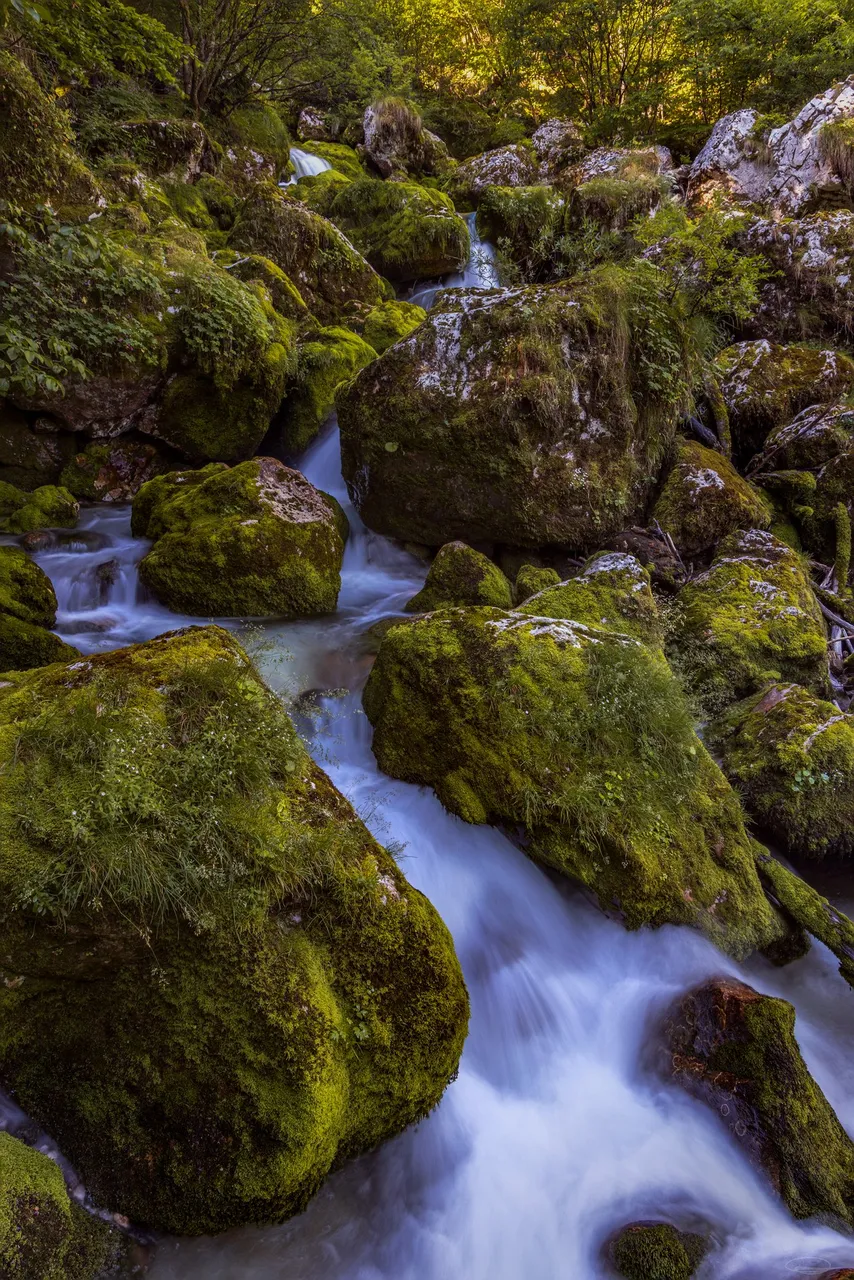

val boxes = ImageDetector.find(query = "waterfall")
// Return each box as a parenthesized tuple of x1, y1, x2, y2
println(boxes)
(282, 146, 333, 187)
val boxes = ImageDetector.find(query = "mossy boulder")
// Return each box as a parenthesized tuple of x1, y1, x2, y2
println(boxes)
(665, 976, 854, 1226)
(338, 263, 696, 549)
(362, 98, 451, 180)
(609, 1222, 706, 1280)
(292, 167, 352, 217)
(475, 185, 565, 275)
(277, 326, 377, 455)
(745, 211, 854, 342)
(0, 51, 102, 211)
(715, 340, 854, 462)
(0, 483, 79, 534)
(219, 101, 291, 183)
(0, 1130, 124, 1278)
(444, 143, 538, 211)
(514, 564, 562, 603)
(0, 408, 76, 491)
(652, 440, 773, 557)
(356, 300, 426, 355)
(569, 173, 666, 231)
(224, 253, 309, 323)
(0, 546, 78, 672)
(364, 606, 785, 957)
(405, 542, 513, 612)
(755, 852, 854, 989)
(229, 182, 386, 323)
(516, 552, 661, 643)
(133, 458, 347, 617)
(671, 529, 827, 712)
(325, 179, 470, 282)
(301, 142, 365, 182)
(0, 626, 469, 1234)
(710, 683, 854, 859)
(60, 436, 176, 501)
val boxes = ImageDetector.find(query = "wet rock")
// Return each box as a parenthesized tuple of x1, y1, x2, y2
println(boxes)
(60, 437, 177, 502)
(608, 1220, 707, 1279)
(364, 604, 787, 957)
(664, 977, 854, 1225)
(338, 266, 695, 550)
(444, 143, 539, 209)
(515, 552, 661, 644)
(133, 458, 348, 618)
(0, 482, 79, 535)
(0, 545, 79, 670)
(652, 440, 772, 558)
(361, 98, 451, 179)
(229, 182, 386, 323)
(19, 529, 109, 554)
(404, 542, 512, 612)
(0, 405, 75, 491)
(15, 372, 164, 437)
(0, 627, 469, 1233)
(671, 529, 828, 713)
(688, 77, 854, 215)
(715, 340, 854, 462)
(710, 683, 854, 859)
(755, 852, 854, 988)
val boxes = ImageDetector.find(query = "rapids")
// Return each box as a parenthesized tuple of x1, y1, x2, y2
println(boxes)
(282, 146, 333, 185)
(12, 232, 854, 1280)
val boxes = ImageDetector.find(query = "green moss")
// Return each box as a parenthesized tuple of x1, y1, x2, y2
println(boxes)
(835, 502, 851, 590)
(668, 977, 854, 1225)
(0, 52, 101, 210)
(476, 185, 565, 274)
(360, 300, 426, 354)
(514, 564, 562, 603)
(301, 142, 365, 181)
(715, 341, 854, 462)
(652, 440, 773, 557)
(226, 102, 291, 176)
(0, 1131, 123, 1278)
(710, 683, 854, 859)
(278, 326, 377, 455)
(294, 168, 353, 217)
(225, 254, 309, 322)
(326, 179, 470, 282)
(405, 542, 512, 611)
(611, 1222, 706, 1280)
(0, 483, 79, 535)
(133, 457, 347, 617)
(0, 627, 468, 1233)
(516, 552, 661, 644)
(364, 605, 784, 956)
(229, 182, 385, 323)
(670, 529, 828, 713)
(338, 260, 700, 549)
(569, 174, 666, 231)
(0, 546, 78, 672)
(755, 852, 854, 989)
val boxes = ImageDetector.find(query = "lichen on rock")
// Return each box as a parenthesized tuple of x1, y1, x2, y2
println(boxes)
(515, 552, 661, 644)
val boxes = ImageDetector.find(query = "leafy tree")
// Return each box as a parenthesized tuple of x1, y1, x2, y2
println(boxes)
(9, 0, 184, 84)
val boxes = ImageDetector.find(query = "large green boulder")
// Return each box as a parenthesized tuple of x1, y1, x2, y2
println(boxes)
(516, 551, 661, 644)
(0, 627, 468, 1234)
(0, 483, 79, 535)
(671, 529, 827, 712)
(364, 606, 785, 957)
(277, 326, 377, 455)
(0, 1131, 124, 1278)
(715, 340, 854, 462)
(0, 546, 78, 672)
(133, 458, 347, 617)
(405, 542, 513, 612)
(229, 182, 386, 323)
(338, 263, 696, 549)
(710, 683, 854, 859)
(325, 179, 470, 282)
(666, 977, 854, 1226)
(652, 440, 773, 557)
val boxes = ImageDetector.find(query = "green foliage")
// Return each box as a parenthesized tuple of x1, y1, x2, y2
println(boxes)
(13, 0, 184, 85)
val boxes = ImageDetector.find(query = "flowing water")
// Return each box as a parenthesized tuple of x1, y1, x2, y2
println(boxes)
(282, 146, 333, 186)
(12, 234, 854, 1279)
(405, 212, 499, 309)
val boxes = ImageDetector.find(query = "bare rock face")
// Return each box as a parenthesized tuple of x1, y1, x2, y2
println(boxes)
(689, 77, 854, 215)
(531, 118, 584, 180)
(445, 143, 539, 208)
(665, 977, 854, 1226)
(297, 106, 336, 143)
(577, 145, 673, 182)
(361, 98, 450, 179)
(744, 211, 854, 340)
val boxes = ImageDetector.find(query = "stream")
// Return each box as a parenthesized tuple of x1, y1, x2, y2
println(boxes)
(14, 217, 854, 1279)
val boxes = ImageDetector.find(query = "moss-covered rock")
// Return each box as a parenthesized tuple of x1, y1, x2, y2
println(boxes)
(0, 407, 76, 491)
(0, 546, 78, 672)
(325, 179, 470, 282)
(609, 1221, 706, 1280)
(744, 211, 854, 342)
(301, 142, 365, 181)
(277, 326, 377, 455)
(0, 1130, 124, 1278)
(292, 167, 353, 217)
(715, 340, 854, 462)
(133, 458, 347, 617)
(652, 440, 773, 557)
(0, 483, 79, 535)
(364, 606, 785, 956)
(0, 51, 102, 211)
(219, 101, 291, 183)
(569, 173, 666, 231)
(362, 98, 451, 180)
(60, 436, 176, 501)
(671, 530, 827, 712)
(665, 976, 854, 1225)
(0, 627, 468, 1234)
(514, 564, 562, 603)
(755, 851, 854, 987)
(222, 252, 309, 322)
(356, 299, 426, 355)
(516, 552, 661, 644)
(710, 683, 854, 859)
(405, 542, 512, 612)
(338, 262, 697, 549)
(229, 182, 386, 323)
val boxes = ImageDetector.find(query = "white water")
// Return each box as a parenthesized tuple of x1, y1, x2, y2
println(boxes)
(406, 212, 499, 310)
(11, 225, 854, 1278)
(282, 146, 333, 186)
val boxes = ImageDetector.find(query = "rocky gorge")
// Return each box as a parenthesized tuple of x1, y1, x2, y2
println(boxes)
(2, 15, 854, 1276)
